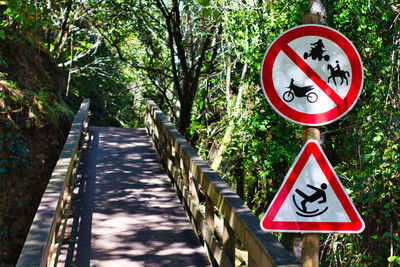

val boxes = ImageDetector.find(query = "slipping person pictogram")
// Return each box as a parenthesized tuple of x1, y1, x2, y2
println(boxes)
(292, 183, 329, 217)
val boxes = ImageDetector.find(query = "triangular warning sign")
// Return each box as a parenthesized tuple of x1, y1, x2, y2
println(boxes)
(260, 140, 364, 233)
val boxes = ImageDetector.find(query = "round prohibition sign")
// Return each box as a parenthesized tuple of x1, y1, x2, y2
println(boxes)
(261, 24, 363, 126)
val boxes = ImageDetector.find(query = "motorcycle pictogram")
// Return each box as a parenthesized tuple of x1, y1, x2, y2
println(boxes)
(283, 79, 318, 103)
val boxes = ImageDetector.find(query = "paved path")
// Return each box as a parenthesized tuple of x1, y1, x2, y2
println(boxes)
(58, 127, 210, 267)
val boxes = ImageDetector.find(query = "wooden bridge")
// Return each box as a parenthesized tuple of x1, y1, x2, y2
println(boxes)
(16, 99, 299, 267)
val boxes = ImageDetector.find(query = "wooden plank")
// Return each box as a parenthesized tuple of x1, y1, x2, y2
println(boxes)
(205, 195, 214, 232)
(147, 110, 231, 266)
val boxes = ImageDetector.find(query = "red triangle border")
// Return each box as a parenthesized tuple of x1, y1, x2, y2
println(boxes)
(260, 140, 365, 233)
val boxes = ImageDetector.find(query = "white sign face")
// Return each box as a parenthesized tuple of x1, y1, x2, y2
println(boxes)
(260, 140, 365, 233)
(275, 153, 350, 223)
(261, 25, 363, 126)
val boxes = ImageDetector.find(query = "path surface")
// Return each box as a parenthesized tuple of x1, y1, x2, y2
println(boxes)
(58, 127, 210, 267)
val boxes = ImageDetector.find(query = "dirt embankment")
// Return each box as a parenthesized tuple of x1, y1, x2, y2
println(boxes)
(0, 37, 73, 265)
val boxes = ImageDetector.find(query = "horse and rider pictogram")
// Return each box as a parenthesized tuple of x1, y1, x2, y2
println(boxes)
(261, 24, 363, 126)
(327, 60, 350, 86)
(283, 39, 351, 104)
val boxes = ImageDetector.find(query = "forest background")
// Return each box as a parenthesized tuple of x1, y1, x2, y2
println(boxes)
(0, 0, 400, 266)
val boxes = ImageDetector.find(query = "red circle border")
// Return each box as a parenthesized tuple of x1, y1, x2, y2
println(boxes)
(261, 25, 363, 126)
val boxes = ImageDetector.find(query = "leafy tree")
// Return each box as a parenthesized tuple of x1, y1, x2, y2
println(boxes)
(319, 1, 400, 265)
(190, 0, 400, 265)
(190, 0, 308, 213)
(2, 0, 400, 265)
(91, 0, 218, 135)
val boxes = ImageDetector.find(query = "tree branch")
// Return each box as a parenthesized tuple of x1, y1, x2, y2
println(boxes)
(171, 0, 189, 74)
(193, 28, 213, 90)
(54, 0, 73, 55)
(148, 75, 178, 123)
(155, 0, 183, 100)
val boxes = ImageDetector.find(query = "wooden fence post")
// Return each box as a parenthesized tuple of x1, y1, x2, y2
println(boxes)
(205, 195, 214, 232)
(223, 219, 236, 264)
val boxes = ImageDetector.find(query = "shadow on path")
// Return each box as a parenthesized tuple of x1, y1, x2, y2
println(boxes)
(58, 127, 210, 267)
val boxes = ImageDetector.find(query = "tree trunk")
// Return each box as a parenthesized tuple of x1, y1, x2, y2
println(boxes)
(178, 95, 195, 137)
(210, 26, 249, 171)
(308, 0, 328, 24)
(235, 157, 245, 200)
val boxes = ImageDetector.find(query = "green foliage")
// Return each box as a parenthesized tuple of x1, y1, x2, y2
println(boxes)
(0, 67, 72, 264)
(188, 0, 400, 265)
(317, 1, 400, 265)
(0, 121, 29, 174)
(65, 43, 144, 128)
(1, 0, 51, 39)
(1, 0, 400, 265)
(189, 0, 307, 214)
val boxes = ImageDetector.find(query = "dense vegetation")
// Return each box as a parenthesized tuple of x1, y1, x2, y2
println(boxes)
(1, 0, 400, 265)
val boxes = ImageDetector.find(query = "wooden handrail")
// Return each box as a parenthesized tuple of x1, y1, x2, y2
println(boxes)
(145, 99, 299, 267)
(17, 98, 90, 267)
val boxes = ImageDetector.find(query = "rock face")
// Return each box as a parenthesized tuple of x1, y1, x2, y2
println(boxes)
(0, 37, 72, 265)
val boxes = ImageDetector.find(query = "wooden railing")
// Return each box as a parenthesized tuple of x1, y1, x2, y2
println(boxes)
(146, 99, 299, 267)
(17, 99, 90, 267)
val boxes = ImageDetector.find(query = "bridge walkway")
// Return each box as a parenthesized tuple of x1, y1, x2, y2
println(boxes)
(17, 99, 298, 267)
(57, 126, 210, 267)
